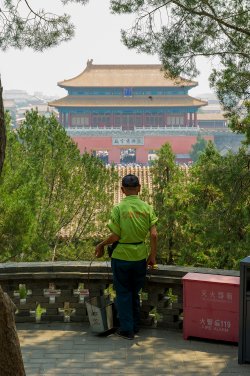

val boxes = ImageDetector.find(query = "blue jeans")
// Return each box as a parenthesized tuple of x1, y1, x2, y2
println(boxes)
(111, 258, 147, 332)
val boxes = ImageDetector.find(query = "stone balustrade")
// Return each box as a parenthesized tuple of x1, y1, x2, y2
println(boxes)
(0, 262, 239, 330)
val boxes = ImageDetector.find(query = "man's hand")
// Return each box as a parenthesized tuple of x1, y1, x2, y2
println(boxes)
(147, 253, 156, 268)
(95, 233, 120, 258)
(95, 243, 105, 258)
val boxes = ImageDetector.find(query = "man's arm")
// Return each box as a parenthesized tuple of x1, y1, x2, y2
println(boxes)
(147, 225, 158, 267)
(95, 232, 120, 258)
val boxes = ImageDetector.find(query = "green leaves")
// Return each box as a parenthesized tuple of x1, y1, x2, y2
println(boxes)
(0, 110, 117, 261)
(0, 1, 77, 51)
(111, 1, 145, 14)
(190, 135, 209, 162)
(210, 62, 250, 120)
(188, 146, 250, 268)
(151, 143, 188, 264)
(152, 141, 250, 269)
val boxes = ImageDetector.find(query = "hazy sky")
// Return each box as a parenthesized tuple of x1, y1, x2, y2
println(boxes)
(0, 0, 215, 97)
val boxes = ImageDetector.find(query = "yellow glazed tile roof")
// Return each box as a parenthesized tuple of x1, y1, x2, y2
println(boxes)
(197, 112, 226, 120)
(58, 61, 197, 88)
(49, 95, 207, 108)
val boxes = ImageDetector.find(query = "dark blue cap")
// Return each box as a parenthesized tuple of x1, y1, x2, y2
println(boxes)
(122, 174, 140, 187)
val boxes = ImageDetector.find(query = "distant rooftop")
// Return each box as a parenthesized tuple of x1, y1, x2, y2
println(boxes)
(58, 59, 198, 88)
(3, 99, 16, 108)
(197, 113, 226, 121)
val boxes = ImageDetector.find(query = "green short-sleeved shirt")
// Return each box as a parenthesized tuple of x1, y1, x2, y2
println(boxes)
(107, 195, 158, 261)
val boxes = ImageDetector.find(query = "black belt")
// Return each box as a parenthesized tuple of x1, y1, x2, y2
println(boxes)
(108, 241, 143, 257)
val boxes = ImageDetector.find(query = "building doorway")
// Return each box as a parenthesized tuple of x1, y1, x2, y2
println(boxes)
(120, 148, 136, 164)
(148, 150, 158, 165)
(92, 150, 109, 164)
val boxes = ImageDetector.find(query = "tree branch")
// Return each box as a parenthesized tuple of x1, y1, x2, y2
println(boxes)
(172, 0, 250, 36)
(23, 0, 55, 22)
(202, 0, 244, 49)
(138, 1, 250, 37)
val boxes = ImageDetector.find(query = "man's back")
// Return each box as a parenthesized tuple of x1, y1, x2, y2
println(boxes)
(108, 195, 157, 261)
(95, 174, 157, 339)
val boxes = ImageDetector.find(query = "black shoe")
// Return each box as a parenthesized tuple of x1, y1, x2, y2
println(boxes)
(97, 327, 117, 337)
(116, 329, 134, 340)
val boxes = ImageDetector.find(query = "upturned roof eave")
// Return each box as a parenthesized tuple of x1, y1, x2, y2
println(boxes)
(48, 102, 207, 109)
(57, 63, 198, 88)
(58, 82, 198, 89)
(48, 95, 207, 108)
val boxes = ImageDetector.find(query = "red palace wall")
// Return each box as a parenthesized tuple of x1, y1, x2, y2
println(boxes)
(72, 135, 214, 164)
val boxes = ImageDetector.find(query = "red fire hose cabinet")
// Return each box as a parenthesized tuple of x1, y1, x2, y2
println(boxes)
(183, 273, 240, 342)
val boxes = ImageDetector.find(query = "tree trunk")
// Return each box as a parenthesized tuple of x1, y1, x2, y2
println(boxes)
(0, 286, 26, 376)
(0, 77, 6, 175)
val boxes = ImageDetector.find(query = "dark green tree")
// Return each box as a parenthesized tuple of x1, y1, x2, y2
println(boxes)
(0, 110, 116, 262)
(150, 140, 250, 269)
(180, 142, 250, 269)
(228, 102, 250, 145)
(151, 143, 188, 264)
(190, 134, 208, 162)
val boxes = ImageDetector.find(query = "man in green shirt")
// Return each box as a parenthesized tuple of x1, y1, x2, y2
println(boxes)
(95, 174, 158, 340)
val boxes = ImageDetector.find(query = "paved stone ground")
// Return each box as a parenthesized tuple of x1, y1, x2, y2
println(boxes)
(17, 323, 250, 376)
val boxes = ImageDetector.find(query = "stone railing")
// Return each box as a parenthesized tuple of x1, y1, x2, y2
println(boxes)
(0, 262, 239, 330)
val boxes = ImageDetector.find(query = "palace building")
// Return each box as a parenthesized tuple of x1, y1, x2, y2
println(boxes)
(49, 60, 211, 164)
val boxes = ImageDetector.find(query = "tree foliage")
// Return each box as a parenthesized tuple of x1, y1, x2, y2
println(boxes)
(190, 134, 208, 162)
(0, 0, 90, 50)
(181, 143, 250, 269)
(152, 141, 250, 269)
(0, 110, 117, 262)
(110, 1, 250, 123)
(227, 102, 250, 145)
(151, 143, 188, 264)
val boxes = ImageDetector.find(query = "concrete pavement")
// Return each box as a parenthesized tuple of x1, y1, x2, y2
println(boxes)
(17, 323, 249, 376)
